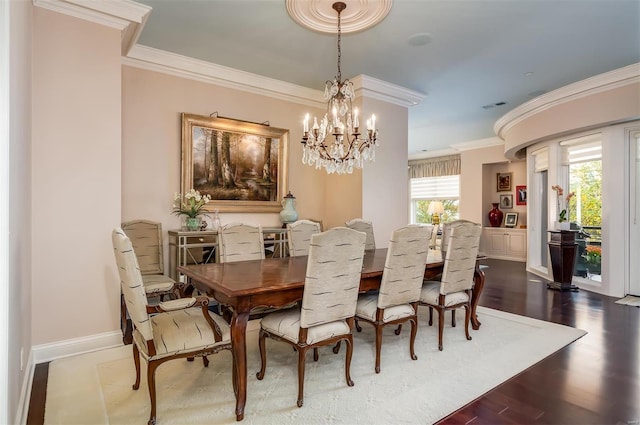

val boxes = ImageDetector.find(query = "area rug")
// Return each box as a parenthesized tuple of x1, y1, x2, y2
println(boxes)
(44, 307, 586, 425)
(615, 295, 640, 307)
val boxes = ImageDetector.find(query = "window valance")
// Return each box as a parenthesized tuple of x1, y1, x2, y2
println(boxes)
(408, 154, 461, 178)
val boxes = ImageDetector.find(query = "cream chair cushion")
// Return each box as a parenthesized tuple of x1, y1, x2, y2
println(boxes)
(133, 309, 230, 361)
(355, 293, 416, 322)
(141, 274, 175, 294)
(420, 281, 470, 306)
(260, 309, 350, 345)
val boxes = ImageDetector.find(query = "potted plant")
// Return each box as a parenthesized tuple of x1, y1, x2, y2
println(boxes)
(551, 185, 575, 230)
(583, 245, 602, 275)
(172, 189, 211, 231)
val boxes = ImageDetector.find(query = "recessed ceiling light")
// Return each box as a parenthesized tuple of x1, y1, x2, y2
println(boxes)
(481, 101, 507, 109)
(408, 33, 432, 46)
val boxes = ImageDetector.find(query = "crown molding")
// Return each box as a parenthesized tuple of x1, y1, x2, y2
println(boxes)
(33, 0, 151, 55)
(408, 136, 503, 160)
(352, 74, 426, 107)
(123, 45, 327, 109)
(451, 136, 504, 152)
(494, 62, 640, 139)
(124, 45, 426, 110)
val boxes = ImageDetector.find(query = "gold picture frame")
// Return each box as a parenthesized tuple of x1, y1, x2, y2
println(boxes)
(497, 172, 512, 192)
(181, 113, 289, 213)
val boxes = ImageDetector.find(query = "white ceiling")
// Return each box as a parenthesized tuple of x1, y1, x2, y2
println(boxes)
(133, 0, 640, 157)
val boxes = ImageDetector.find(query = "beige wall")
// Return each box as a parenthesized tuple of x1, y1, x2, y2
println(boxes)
(121, 67, 409, 254)
(8, 0, 32, 421)
(121, 66, 329, 240)
(32, 9, 122, 344)
(362, 97, 409, 247)
(459, 144, 509, 224)
(482, 161, 527, 227)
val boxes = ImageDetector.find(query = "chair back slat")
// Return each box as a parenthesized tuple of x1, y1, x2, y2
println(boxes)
(112, 228, 153, 341)
(287, 220, 322, 257)
(345, 218, 376, 250)
(378, 225, 431, 309)
(300, 227, 366, 328)
(219, 223, 266, 263)
(440, 221, 481, 294)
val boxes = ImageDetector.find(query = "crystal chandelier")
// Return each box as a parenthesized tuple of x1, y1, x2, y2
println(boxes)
(301, 1, 379, 175)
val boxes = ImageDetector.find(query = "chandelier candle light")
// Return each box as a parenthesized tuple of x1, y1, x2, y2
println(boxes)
(301, 1, 379, 175)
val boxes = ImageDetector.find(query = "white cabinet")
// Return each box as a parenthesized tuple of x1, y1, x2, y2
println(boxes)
(480, 228, 527, 262)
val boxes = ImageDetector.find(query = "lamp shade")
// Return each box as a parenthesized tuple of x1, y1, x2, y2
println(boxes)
(427, 201, 445, 215)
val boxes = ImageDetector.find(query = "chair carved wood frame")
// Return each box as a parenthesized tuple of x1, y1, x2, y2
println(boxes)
(420, 220, 481, 351)
(113, 229, 233, 425)
(354, 225, 431, 373)
(255, 227, 367, 407)
(134, 298, 233, 425)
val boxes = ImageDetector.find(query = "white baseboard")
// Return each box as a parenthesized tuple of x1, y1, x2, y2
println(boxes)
(32, 330, 124, 364)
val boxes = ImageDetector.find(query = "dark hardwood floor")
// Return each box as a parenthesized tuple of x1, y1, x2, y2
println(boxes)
(26, 259, 640, 424)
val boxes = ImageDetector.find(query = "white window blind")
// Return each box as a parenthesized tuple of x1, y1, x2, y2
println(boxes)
(560, 134, 602, 164)
(531, 148, 548, 172)
(410, 175, 460, 200)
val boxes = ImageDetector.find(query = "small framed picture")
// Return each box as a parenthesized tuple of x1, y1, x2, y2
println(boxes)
(497, 172, 512, 192)
(500, 194, 513, 209)
(516, 185, 527, 205)
(505, 212, 518, 228)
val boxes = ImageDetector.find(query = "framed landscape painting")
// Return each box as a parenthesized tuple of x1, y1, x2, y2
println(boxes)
(181, 113, 289, 213)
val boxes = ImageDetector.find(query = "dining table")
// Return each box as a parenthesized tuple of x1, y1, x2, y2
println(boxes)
(178, 248, 486, 421)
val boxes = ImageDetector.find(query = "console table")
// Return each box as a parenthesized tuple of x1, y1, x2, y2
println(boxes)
(168, 227, 288, 281)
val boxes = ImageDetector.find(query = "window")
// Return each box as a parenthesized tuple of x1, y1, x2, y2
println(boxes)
(410, 175, 460, 224)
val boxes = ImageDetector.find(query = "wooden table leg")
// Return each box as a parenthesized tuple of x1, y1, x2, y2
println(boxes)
(231, 309, 250, 421)
(470, 264, 486, 330)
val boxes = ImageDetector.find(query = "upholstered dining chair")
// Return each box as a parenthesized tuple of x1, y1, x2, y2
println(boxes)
(218, 223, 295, 316)
(354, 225, 430, 373)
(121, 220, 179, 333)
(430, 223, 439, 250)
(419, 220, 481, 351)
(121, 219, 178, 299)
(256, 227, 367, 407)
(345, 218, 376, 250)
(112, 228, 232, 425)
(218, 222, 266, 263)
(286, 219, 322, 257)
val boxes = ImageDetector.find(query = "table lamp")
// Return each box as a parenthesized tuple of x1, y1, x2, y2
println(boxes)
(427, 201, 445, 225)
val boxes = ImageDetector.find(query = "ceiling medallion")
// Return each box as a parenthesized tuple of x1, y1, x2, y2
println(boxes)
(286, 0, 393, 34)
